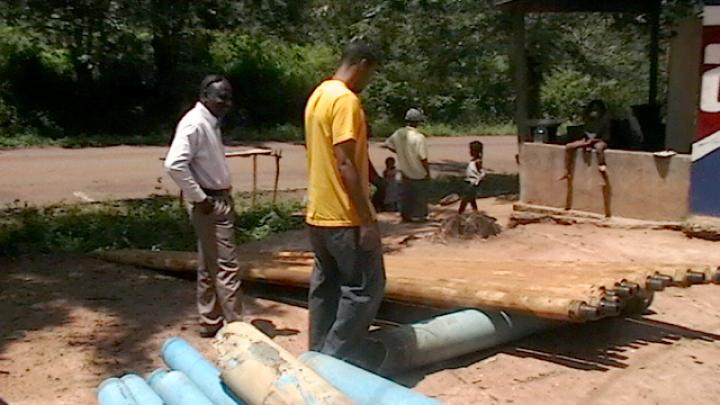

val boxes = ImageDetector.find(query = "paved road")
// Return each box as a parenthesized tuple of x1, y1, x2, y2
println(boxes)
(0, 136, 517, 205)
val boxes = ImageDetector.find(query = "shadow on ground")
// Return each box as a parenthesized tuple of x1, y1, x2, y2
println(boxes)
(394, 314, 720, 387)
(0, 255, 290, 378)
(424, 162, 519, 203)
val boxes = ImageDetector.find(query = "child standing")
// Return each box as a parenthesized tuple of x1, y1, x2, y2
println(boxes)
(459, 141, 485, 214)
(383, 157, 400, 212)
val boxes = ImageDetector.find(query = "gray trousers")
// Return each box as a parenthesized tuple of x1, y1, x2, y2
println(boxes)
(400, 177, 428, 221)
(190, 193, 243, 329)
(307, 225, 386, 359)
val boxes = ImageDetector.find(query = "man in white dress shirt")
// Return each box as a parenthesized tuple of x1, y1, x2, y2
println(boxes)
(164, 75, 242, 338)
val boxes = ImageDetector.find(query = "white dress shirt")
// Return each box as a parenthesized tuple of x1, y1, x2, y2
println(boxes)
(164, 102, 232, 203)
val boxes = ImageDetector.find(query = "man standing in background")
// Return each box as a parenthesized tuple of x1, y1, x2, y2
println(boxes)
(385, 108, 430, 222)
(304, 41, 386, 361)
(164, 75, 243, 338)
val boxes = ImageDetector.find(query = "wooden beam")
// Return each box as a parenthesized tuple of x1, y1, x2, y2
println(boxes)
(225, 148, 273, 158)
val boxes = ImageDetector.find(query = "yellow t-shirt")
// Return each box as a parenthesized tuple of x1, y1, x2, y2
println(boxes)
(304, 80, 375, 227)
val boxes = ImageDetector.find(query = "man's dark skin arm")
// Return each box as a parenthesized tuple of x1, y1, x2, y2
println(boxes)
(334, 140, 380, 248)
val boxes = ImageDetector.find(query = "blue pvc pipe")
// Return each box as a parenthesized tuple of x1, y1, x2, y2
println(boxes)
(146, 368, 170, 387)
(120, 374, 163, 405)
(97, 377, 138, 405)
(147, 369, 216, 405)
(300, 352, 443, 405)
(371, 309, 552, 373)
(161, 337, 244, 405)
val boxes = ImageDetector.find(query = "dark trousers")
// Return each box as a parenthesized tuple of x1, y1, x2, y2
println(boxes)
(307, 225, 386, 359)
(400, 177, 428, 221)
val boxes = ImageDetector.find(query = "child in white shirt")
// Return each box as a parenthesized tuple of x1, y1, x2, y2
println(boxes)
(459, 141, 485, 214)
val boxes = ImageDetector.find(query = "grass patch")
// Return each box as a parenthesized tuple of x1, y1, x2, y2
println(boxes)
(0, 132, 171, 149)
(233, 124, 304, 143)
(371, 120, 516, 139)
(0, 132, 55, 148)
(1, 121, 516, 149)
(0, 195, 303, 256)
(419, 122, 516, 137)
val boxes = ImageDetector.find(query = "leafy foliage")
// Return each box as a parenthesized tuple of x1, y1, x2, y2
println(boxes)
(0, 0, 701, 146)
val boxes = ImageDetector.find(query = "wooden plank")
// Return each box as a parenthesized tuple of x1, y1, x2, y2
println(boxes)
(225, 148, 273, 158)
(158, 148, 273, 161)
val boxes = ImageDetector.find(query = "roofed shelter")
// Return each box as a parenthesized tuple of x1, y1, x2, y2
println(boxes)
(495, 0, 717, 223)
(495, 0, 663, 146)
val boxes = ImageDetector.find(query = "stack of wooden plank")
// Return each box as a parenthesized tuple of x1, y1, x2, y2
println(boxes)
(93, 249, 720, 322)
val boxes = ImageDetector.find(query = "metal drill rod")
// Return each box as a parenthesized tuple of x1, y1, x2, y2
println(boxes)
(713, 268, 720, 284)
(610, 286, 633, 298)
(602, 293, 622, 303)
(653, 274, 675, 286)
(645, 277, 666, 291)
(599, 298, 622, 317)
(620, 281, 640, 294)
(685, 271, 706, 285)
(577, 303, 601, 321)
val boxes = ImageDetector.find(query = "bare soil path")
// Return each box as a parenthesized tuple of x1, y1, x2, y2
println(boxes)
(0, 136, 517, 206)
(2, 199, 720, 404)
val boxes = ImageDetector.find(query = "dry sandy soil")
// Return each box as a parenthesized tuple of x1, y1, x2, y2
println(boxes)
(2, 199, 720, 404)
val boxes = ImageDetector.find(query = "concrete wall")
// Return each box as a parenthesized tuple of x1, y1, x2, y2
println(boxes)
(520, 143, 691, 221)
(666, 17, 702, 154)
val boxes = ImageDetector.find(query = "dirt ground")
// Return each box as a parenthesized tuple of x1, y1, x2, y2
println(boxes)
(3, 198, 720, 404)
(0, 136, 517, 206)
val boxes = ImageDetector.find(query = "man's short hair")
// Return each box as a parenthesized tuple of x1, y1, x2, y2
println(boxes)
(199, 75, 229, 98)
(340, 40, 381, 66)
(585, 99, 607, 114)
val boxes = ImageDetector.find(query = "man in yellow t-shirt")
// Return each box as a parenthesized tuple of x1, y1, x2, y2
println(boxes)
(304, 41, 386, 363)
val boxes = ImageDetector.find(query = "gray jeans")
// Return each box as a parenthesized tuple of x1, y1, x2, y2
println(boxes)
(190, 193, 243, 329)
(307, 225, 386, 359)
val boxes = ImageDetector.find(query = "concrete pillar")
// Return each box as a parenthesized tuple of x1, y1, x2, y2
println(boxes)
(511, 12, 529, 146)
(648, 2, 661, 106)
(666, 18, 702, 153)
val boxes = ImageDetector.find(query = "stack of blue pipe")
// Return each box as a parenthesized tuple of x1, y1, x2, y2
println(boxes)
(97, 336, 441, 405)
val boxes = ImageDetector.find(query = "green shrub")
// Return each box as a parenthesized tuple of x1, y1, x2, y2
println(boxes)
(541, 67, 644, 122)
(211, 33, 335, 127)
(0, 197, 303, 256)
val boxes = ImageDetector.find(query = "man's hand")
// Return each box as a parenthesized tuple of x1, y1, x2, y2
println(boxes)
(196, 198, 214, 215)
(360, 221, 381, 251)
